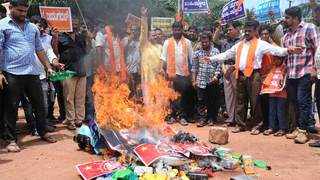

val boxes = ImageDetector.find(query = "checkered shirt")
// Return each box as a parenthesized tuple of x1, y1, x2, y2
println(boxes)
(192, 46, 221, 89)
(283, 21, 319, 79)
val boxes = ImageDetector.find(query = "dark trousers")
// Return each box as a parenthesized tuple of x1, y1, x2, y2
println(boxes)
(51, 81, 65, 120)
(0, 90, 4, 139)
(19, 94, 36, 131)
(85, 75, 95, 121)
(171, 75, 193, 119)
(268, 97, 287, 131)
(235, 71, 263, 129)
(2, 72, 47, 141)
(196, 83, 220, 122)
(260, 94, 269, 129)
(287, 74, 315, 130)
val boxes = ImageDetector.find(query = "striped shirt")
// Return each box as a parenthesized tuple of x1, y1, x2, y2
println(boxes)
(283, 21, 319, 79)
(0, 16, 44, 75)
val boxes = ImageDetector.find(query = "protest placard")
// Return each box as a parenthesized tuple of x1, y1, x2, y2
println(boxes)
(256, 0, 281, 22)
(182, 0, 209, 13)
(125, 13, 141, 28)
(151, 17, 174, 35)
(221, 0, 246, 24)
(39, 6, 73, 32)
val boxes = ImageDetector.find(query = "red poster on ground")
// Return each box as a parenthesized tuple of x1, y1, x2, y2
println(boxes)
(134, 144, 169, 166)
(76, 161, 123, 180)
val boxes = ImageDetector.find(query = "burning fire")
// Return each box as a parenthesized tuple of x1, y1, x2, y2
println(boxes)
(93, 60, 178, 131)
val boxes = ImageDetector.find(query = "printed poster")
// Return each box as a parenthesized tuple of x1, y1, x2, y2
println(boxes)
(39, 6, 73, 32)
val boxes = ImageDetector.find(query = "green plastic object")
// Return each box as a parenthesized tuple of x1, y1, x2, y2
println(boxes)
(112, 167, 138, 180)
(254, 160, 271, 170)
(231, 152, 242, 161)
(49, 70, 76, 82)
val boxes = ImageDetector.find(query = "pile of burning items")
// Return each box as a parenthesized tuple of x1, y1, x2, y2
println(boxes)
(74, 120, 271, 180)
(73, 66, 271, 179)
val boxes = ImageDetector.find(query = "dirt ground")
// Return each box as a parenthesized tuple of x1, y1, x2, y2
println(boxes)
(0, 115, 320, 180)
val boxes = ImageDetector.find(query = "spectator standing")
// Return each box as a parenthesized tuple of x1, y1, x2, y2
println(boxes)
(59, 19, 88, 130)
(192, 32, 222, 127)
(283, 7, 319, 144)
(0, 0, 58, 152)
(161, 21, 193, 126)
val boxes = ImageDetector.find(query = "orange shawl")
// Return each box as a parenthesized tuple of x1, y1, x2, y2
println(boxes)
(105, 26, 127, 81)
(235, 38, 258, 79)
(167, 37, 190, 78)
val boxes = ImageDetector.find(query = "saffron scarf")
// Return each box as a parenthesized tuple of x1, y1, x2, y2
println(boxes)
(167, 37, 190, 78)
(235, 37, 258, 79)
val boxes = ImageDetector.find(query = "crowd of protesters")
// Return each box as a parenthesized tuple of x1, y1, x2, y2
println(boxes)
(0, 0, 320, 153)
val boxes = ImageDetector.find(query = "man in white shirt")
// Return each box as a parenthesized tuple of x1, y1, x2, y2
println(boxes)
(32, 17, 64, 131)
(204, 20, 302, 134)
(161, 21, 194, 126)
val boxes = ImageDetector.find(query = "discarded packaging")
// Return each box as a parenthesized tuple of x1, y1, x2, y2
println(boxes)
(220, 158, 239, 170)
(187, 172, 208, 180)
(254, 160, 271, 170)
(112, 167, 138, 180)
(242, 155, 255, 175)
(133, 166, 153, 176)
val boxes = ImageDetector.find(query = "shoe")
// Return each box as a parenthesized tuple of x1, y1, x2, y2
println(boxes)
(263, 129, 274, 136)
(6, 141, 21, 153)
(197, 120, 208, 127)
(208, 121, 215, 126)
(41, 133, 57, 143)
(179, 118, 188, 126)
(67, 123, 76, 130)
(232, 126, 246, 133)
(294, 129, 309, 144)
(166, 117, 176, 124)
(250, 129, 261, 135)
(274, 130, 286, 137)
(187, 118, 196, 123)
(286, 128, 300, 139)
(223, 111, 229, 118)
(309, 140, 320, 147)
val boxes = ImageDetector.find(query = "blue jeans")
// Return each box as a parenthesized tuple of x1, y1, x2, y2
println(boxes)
(268, 97, 287, 131)
(85, 75, 95, 121)
(287, 74, 315, 130)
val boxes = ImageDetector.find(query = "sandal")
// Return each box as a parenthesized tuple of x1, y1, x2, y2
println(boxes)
(6, 141, 21, 153)
(263, 129, 274, 136)
(250, 129, 261, 135)
(41, 134, 57, 143)
(274, 130, 286, 137)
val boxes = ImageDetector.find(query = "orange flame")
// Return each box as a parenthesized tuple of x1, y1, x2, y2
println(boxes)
(93, 69, 178, 130)
(94, 26, 178, 130)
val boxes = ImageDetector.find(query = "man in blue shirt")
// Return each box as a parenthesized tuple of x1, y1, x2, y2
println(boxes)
(0, 0, 58, 152)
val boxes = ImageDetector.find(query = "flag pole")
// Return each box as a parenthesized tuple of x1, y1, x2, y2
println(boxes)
(73, 0, 88, 30)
